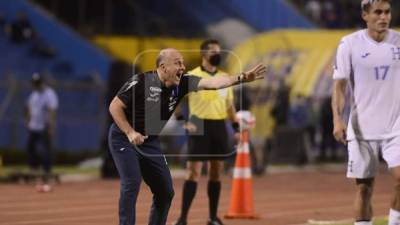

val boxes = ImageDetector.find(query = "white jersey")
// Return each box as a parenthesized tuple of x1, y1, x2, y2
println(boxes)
(333, 29, 400, 140)
(27, 86, 58, 131)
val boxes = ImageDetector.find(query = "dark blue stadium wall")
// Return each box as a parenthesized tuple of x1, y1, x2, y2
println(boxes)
(0, 0, 111, 80)
(227, 0, 313, 30)
(141, 0, 313, 31)
(0, 0, 112, 152)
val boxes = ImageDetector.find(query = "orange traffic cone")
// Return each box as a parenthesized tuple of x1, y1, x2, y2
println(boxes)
(225, 129, 259, 219)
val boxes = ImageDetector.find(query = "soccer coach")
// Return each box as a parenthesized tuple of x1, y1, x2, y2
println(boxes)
(108, 48, 266, 225)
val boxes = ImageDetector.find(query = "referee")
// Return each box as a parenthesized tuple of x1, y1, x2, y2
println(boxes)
(108, 48, 266, 225)
(174, 39, 237, 225)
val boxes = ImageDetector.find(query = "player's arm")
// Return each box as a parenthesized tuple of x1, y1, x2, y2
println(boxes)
(331, 79, 347, 144)
(109, 97, 147, 145)
(197, 64, 266, 90)
(331, 37, 350, 145)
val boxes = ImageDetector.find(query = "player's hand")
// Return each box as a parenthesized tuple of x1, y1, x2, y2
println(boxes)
(183, 122, 197, 133)
(241, 64, 267, 83)
(333, 118, 347, 145)
(126, 131, 148, 145)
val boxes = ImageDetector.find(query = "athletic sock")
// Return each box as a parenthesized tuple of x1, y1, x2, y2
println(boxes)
(179, 180, 197, 221)
(388, 208, 400, 225)
(208, 180, 221, 220)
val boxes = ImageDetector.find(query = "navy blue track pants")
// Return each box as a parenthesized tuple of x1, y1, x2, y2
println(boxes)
(27, 130, 52, 173)
(108, 123, 174, 225)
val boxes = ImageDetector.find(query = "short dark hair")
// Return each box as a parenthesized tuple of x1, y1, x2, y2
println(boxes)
(361, 0, 391, 12)
(200, 39, 220, 52)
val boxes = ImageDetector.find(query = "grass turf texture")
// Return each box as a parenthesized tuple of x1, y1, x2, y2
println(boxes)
(308, 217, 387, 225)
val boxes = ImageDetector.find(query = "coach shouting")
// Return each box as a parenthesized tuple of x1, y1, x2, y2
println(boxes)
(108, 48, 265, 225)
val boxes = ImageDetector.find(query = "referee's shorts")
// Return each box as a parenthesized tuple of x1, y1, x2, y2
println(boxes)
(187, 116, 234, 161)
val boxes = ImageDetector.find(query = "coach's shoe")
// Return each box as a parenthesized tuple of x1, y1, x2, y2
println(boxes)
(173, 218, 187, 225)
(207, 217, 224, 225)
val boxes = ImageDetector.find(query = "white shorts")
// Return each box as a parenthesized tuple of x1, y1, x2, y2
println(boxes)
(347, 135, 400, 178)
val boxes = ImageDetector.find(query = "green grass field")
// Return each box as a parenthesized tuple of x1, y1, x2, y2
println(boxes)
(308, 217, 387, 225)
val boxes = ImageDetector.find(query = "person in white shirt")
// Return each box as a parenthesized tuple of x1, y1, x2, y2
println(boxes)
(25, 73, 58, 192)
(332, 0, 400, 224)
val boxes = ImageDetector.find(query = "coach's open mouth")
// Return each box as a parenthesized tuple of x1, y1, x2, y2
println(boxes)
(176, 70, 183, 80)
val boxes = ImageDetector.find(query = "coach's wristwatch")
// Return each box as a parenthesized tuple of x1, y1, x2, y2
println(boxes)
(238, 72, 245, 82)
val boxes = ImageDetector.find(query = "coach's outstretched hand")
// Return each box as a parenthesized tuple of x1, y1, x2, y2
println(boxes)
(241, 64, 266, 83)
(197, 63, 267, 90)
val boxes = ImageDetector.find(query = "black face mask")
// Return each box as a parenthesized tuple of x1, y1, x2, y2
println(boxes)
(209, 54, 221, 66)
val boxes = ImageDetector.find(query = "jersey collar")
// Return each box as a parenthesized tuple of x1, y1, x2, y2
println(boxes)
(363, 29, 390, 45)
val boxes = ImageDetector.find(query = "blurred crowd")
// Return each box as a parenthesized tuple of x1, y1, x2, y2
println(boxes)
(0, 10, 55, 58)
(291, 0, 400, 28)
(252, 86, 343, 165)
(213, 81, 346, 176)
(0, 11, 35, 42)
